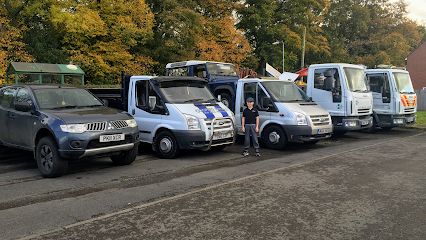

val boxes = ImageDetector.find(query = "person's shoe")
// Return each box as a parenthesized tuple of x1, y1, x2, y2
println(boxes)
(242, 151, 249, 157)
(255, 152, 261, 157)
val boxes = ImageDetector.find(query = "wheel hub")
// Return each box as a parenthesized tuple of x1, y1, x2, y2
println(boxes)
(269, 131, 280, 144)
(40, 145, 53, 170)
(159, 137, 173, 153)
(221, 99, 230, 107)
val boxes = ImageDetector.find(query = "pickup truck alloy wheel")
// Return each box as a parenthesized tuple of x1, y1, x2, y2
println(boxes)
(155, 131, 179, 159)
(36, 137, 68, 178)
(262, 125, 287, 150)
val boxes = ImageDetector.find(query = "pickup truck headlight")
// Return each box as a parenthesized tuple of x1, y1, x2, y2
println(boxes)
(125, 119, 138, 128)
(60, 124, 87, 134)
(184, 114, 201, 130)
(295, 112, 308, 125)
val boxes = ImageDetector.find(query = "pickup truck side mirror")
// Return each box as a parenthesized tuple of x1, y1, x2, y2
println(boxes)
(148, 96, 157, 111)
(15, 101, 33, 113)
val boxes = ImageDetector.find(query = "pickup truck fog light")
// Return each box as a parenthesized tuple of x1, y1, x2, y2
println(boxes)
(393, 119, 404, 124)
(70, 141, 82, 149)
(344, 121, 357, 127)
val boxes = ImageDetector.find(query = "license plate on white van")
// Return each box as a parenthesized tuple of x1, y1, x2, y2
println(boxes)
(361, 120, 370, 125)
(317, 128, 332, 134)
(407, 117, 414, 122)
(213, 131, 233, 140)
(100, 134, 125, 143)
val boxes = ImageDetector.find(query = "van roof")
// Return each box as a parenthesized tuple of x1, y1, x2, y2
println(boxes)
(166, 60, 234, 69)
(309, 63, 366, 69)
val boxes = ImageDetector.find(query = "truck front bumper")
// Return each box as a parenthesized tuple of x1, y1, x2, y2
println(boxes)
(283, 125, 333, 143)
(172, 130, 234, 150)
(333, 115, 373, 131)
(375, 113, 416, 128)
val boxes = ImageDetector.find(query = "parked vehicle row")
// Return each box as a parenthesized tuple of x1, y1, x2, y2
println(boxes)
(0, 61, 417, 178)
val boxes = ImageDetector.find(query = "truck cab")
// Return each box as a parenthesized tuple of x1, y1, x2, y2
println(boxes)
(306, 63, 373, 132)
(166, 61, 239, 109)
(365, 68, 416, 130)
(125, 76, 235, 158)
(234, 78, 333, 149)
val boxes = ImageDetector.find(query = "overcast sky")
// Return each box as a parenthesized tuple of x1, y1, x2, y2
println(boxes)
(405, 0, 426, 25)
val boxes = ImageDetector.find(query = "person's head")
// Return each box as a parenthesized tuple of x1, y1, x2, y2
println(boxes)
(246, 97, 255, 108)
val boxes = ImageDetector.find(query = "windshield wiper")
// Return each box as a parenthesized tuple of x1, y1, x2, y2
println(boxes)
(400, 91, 415, 94)
(81, 104, 104, 108)
(183, 98, 205, 103)
(49, 105, 78, 110)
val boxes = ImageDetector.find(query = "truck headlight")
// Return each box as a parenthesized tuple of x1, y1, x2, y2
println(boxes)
(60, 124, 87, 134)
(295, 112, 308, 125)
(184, 114, 201, 130)
(125, 119, 138, 128)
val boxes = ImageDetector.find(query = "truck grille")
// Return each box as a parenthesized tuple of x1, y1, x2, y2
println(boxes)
(310, 115, 330, 126)
(404, 107, 416, 113)
(357, 108, 371, 114)
(86, 122, 107, 131)
(205, 118, 234, 132)
(86, 120, 129, 132)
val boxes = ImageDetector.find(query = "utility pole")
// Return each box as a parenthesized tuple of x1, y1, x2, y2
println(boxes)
(301, 26, 306, 69)
(282, 41, 285, 72)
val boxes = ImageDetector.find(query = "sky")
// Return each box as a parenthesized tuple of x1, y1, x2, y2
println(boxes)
(405, 0, 426, 25)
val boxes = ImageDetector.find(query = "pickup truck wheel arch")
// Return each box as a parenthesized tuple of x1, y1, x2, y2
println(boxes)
(34, 128, 56, 156)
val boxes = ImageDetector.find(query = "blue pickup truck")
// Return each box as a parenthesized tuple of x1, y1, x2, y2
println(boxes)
(166, 61, 239, 109)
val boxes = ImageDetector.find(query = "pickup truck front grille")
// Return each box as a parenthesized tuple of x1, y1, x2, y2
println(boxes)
(204, 118, 234, 132)
(86, 120, 129, 132)
(86, 122, 107, 131)
(310, 115, 330, 126)
(357, 108, 371, 114)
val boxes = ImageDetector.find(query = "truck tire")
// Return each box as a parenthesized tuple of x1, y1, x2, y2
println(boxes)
(111, 145, 138, 165)
(36, 137, 68, 178)
(262, 125, 287, 150)
(155, 131, 180, 159)
(218, 92, 232, 108)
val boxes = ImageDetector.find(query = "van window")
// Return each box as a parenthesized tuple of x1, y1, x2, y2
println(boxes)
(314, 68, 341, 92)
(243, 82, 257, 106)
(193, 64, 207, 78)
(0, 88, 17, 109)
(367, 74, 389, 94)
(136, 81, 148, 108)
(167, 67, 188, 77)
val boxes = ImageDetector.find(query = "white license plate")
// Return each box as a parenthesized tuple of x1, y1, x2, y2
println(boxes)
(361, 120, 370, 125)
(213, 131, 233, 140)
(317, 128, 332, 134)
(100, 134, 125, 143)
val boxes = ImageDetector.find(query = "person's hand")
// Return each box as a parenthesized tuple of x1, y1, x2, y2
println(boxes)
(242, 126, 245, 133)
(255, 127, 259, 133)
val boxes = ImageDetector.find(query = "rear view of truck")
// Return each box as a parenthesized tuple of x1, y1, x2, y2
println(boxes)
(366, 68, 417, 130)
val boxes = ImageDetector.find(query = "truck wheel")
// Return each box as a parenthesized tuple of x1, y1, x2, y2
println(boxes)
(219, 92, 232, 108)
(111, 145, 138, 165)
(155, 131, 180, 159)
(36, 137, 68, 178)
(262, 125, 287, 150)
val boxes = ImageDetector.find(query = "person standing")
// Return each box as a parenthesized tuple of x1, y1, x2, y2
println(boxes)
(242, 97, 260, 157)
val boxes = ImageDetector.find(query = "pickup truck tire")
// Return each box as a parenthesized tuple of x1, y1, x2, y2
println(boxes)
(155, 131, 179, 159)
(36, 137, 68, 178)
(262, 125, 287, 150)
(111, 146, 137, 165)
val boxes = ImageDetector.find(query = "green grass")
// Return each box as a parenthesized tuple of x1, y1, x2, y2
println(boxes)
(415, 111, 426, 128)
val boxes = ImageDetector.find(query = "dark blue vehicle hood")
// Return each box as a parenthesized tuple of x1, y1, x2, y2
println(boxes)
(43, 106, 131, 124)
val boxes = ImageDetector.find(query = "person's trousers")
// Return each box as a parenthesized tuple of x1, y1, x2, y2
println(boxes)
(244, 124, 259, 152)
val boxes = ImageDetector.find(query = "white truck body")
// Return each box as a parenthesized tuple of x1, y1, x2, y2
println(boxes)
(306, 63, 373, 131)
(234, 78, 333, 149)
(127, 76, 235, 158)
(365, 69, 416, 129)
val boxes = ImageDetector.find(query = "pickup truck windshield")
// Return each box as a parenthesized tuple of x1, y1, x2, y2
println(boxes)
(34, 88, 103, 110)
(393, 72, 415, 94)
(344, 67, 368, 92)
(159, 81, 216, 104)
(206, 63, 238, 76)
(262, 81, 309, 102)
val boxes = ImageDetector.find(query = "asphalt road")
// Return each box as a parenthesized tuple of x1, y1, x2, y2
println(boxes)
(0, 129, 425, 239)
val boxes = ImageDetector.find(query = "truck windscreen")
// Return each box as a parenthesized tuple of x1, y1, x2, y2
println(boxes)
(344, 67, 368, 92)
(34, 88, 103, 110)
(159, 81, 216, 104)
(262, 81, 309, 102)
(206, 63, 238, 76)
(393, 72, 415, 94)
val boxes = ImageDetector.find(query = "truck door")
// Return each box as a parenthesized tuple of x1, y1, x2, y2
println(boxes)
(0, 87, 17, 145)
(310, 67, 344, 115)
(132, 80, 166, 143)
(367, 73, 391, 113)
(8, 88, 37, 147)
(236, 82, 270, 131)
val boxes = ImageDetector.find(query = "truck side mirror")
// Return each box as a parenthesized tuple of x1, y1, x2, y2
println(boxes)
(15, 101, 33, 112)
(148, 96, 157, 111)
